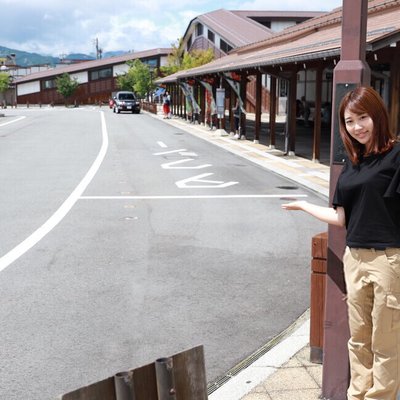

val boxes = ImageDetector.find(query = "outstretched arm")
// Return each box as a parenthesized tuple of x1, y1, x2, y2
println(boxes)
(281, 201, 345, 227)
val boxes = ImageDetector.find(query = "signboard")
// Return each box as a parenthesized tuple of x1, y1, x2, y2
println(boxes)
(216, 88, 225, 117)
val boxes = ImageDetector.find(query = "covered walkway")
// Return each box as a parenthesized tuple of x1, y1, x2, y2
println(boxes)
(156, 0, 400, 162)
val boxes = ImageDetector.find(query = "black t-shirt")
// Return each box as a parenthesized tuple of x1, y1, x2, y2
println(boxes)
(333, 142, 400, 249)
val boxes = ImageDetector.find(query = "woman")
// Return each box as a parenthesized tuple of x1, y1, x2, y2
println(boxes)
(282, 86, 400, 399)
(162, 91, 171, 119)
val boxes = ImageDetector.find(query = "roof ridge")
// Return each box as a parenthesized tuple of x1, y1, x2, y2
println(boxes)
(234, 0, 400, 54)
(199, 10, 271, 46)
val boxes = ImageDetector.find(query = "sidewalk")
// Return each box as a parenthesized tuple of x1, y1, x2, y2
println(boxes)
(146, 111, 328, 400)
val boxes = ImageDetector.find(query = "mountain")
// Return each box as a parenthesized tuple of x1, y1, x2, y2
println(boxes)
(0, 46, 59, 66)
(0, 46, 128, 67)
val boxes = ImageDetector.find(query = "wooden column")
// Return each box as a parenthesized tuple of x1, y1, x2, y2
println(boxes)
(288, 71, 297, 155)
(310, 232, 327, 364)
(323, 1, 370, 398)
(229, 87, 235, 133)
(254, 71, 262, 142)
(240, 72, 247, 139)
(269, 75, 277, 148)
(179, 86, 183, 118)
(390, 49, 400, 135)
(313, 66, 323, 162)
(200, 84, 205, 125)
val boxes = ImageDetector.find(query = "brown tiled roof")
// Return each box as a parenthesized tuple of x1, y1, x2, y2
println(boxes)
(15, 48, 172, 83)
(157, 0, 400, 83)
(196, 9, 273, 48)
(231, 10, 326, 21)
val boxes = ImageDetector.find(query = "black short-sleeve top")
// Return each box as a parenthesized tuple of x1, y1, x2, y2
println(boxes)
(333, 142, 400, 249)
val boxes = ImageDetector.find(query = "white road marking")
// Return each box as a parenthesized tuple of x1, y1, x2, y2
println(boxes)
(0, 116, 26, 127)
(0, 112, 109, 273)
(157, 141, 168, 148)
(153, 149, 186, 155)
(161, 159, 212, 169)
(176, 173, 239, 188)
(80, 194, 308, 200)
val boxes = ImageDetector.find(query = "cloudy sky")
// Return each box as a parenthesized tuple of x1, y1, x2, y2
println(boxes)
(1, 0, 343, 57)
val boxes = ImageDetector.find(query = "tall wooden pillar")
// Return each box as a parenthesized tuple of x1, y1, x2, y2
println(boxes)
(269, 75, 277, 148)
(200, 84, 205, 125)
(322, 1, 370, 398)
(390, 50, 400, 136)
(313, 66, 323, 162)
(240, 72, 247, 138)
(288, 71, 297, 155)
(229, 87, 235, 133)
(254, 71, 262, 143)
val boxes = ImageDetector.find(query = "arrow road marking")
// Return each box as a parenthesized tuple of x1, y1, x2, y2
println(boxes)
(153, 149, 187, 155)
(176, 173, 239, 188)
(161, 159, 212, 169)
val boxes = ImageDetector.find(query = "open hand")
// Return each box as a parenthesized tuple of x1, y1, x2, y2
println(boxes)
(281, 200, 307, 210)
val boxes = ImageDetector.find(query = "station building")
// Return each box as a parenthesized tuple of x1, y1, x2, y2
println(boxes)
(13, 48, 171, 105)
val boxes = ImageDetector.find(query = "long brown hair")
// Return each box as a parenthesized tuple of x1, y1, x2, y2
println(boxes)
(338, 86, 395, 163)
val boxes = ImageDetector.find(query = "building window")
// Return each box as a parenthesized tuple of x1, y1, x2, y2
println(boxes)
(42, 79, 56, 90)
(220, 39, 233, 54)
(196, 23, 204, 37)
(142, 58, 158, 68)
(208, 30, 215, 43)
(89, 67, 112, 81)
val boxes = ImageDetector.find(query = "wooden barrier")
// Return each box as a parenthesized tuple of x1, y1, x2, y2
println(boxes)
(59, 345, 208, 400)
(310, 232, 328, 364)
(141, 101, 158, 114)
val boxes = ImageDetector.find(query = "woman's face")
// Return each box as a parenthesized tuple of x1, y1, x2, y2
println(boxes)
(344, 108, 374, 146)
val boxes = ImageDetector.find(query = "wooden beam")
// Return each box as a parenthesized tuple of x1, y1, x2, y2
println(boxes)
(254, 71, 262, 142)
(313, 66, 323, 162)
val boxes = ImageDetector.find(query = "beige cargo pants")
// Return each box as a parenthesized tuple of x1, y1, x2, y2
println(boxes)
(344, 247, 400, 400)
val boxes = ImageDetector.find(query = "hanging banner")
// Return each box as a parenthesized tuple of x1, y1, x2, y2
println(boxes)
(180, 82, 201, 115)
(223, 72, 246, 114)
(199, 80, 217, 119)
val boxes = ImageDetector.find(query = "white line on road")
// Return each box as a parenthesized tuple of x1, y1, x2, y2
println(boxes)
(0, 111, 109, 273)
(157, 141, 168, 148)
(153, 148, 187, 155)
(79, 194, 308, 200)
(0, 116, 26, 127)
(161, 159, 212, 169)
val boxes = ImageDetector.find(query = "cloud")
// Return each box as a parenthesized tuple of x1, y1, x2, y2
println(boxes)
(0, 0, 343, 56)
(236, 0, 341, 11)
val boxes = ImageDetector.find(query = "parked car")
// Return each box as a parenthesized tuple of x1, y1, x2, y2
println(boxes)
(113, 91, 141, 114)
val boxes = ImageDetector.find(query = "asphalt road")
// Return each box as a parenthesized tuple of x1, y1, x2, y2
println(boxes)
(0, 106, 326, 400)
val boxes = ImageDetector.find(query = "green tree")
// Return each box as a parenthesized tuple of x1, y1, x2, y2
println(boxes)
(116, 59, 154, 98)
(159, 38, 214, 77)
(159, 38, 185, 76)
(56, 73, 79, 105)
(182, 48, 214, 70)
(0, 72, 10, 95)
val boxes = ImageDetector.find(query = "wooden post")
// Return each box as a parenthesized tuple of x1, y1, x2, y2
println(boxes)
(288, 71, 297, 155)
(390, 51, 400, 135)
(313, 66, 323, 162)
(269, 75, 277, 148)
(59, 346, 208, 400)
(254, 71, 262, 142)
(200, 84, 206, 125)
(322, 1, 370, 398)
(240, 72, 247, 138)
(310, 232, 327, 364)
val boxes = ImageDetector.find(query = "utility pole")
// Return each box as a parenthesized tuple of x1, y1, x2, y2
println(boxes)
(93, 38, 103, 59)
(322, 1, 370, 399)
